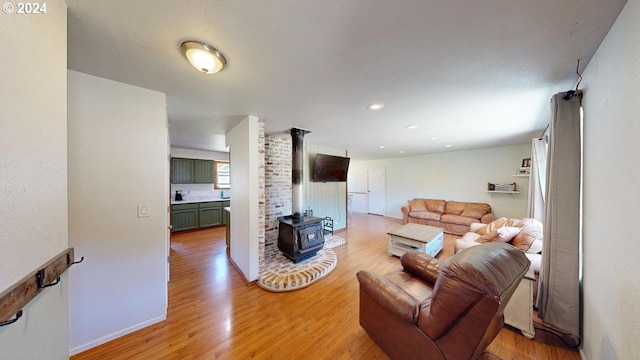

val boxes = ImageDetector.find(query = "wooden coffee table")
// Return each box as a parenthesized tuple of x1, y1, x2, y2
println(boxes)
(387, 223, 444, 258)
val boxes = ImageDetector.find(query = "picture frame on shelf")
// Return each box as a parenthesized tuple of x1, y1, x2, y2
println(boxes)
(521, 158, 531, 167)
(517, 167, 531, 175)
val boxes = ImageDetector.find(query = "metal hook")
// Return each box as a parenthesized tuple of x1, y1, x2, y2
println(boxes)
(68, 255, 84, 266)
(37, 269, 60, 289)
(0, 310, 23, 327)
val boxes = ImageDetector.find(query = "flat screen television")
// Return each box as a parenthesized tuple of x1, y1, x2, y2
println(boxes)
(312, 154, 350, 182)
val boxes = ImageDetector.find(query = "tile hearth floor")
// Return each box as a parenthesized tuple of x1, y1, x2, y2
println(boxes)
(257, 235, 346, 292)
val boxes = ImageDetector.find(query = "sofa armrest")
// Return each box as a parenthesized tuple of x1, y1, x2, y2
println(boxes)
(481, 212, 495, 224)
(357, 270, 420, 324)
(400, 251, 444, 285)
(469, 223, 487, 232)
(401, 205, 411, 224)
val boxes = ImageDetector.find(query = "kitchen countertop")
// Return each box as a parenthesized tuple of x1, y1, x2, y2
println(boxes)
(171, 197, 230, 205)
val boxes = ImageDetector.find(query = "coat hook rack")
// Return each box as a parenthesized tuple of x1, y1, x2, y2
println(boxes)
(0, 248, 83, 328)
(37, 269, 61, 289)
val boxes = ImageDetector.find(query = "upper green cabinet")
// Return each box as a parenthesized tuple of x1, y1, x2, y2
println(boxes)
(171, 158, 215, 184)
(194, 159, 215, 183)
(171, 158, 195, 183)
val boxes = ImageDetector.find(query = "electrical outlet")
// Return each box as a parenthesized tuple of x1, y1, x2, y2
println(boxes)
(137, 204, 150, 218)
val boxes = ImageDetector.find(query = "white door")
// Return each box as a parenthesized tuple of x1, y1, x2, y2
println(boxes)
(367, 167, 385, 215)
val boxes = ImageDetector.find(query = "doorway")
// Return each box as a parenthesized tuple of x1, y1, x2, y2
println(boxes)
(367, 167, 385, 215)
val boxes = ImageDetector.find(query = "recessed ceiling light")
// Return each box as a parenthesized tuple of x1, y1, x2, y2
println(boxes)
(181, 41, 227, 74)
(379, 145, 385, 149)
(445, 144, 453, 148)
(399, 150, 405, 154)
(430, 137, 439, 141)
(406, 125, 418, 129)
(367, 103, 384, 110)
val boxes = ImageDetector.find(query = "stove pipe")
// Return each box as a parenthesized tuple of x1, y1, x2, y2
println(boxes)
(291, 128, 309, 220)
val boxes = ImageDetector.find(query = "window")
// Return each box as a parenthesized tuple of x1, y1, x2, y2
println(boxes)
(214, 160, 230, 189)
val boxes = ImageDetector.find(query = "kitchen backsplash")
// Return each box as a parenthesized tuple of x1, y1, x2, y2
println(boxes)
(170, 186, 231, 201)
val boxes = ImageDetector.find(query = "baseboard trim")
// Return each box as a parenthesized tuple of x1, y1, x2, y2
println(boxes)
(228, 255, 257, 285)
(69, 314, 166, 356)
(580, 348, 587, 360)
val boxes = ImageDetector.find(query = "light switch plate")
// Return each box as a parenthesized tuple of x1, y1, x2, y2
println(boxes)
(137, 204, 150, 218)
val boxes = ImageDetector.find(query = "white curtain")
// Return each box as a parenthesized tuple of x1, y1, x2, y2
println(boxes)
(527, 138, 547, 222)
(536, 91, 582, 340)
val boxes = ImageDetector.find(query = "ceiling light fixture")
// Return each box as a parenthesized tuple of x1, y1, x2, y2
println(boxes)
(180, 41, 227, 74)
(430, 137, 439, 141)
(399, 150, 405, 154)
(379, 145, 385, 149)
(445, 144, 453, 148)
(406, 125, 418, 129)
(367, 103, 384, 110)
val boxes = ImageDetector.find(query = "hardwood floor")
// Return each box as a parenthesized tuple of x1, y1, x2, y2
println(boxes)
(71, 213, 580, 360)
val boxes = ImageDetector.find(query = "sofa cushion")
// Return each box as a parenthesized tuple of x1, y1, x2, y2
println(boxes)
(496, 226, 521, 242)
(512, 219, 543, 253)
(409, 199, 427, 212)
(409, 211, 442, 221)
(444, 201, 466, 215)
(440, 214, 477, 226)
(460, 232, 481, 243)
(425, 199, 446, 213)
(477, 217, 522, 237)
(461, 203, 491, 219)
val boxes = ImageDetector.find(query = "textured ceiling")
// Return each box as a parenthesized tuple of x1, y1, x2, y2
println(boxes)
(66, 0, 626, 160)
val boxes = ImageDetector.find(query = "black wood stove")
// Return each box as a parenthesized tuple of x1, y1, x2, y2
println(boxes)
(277, 128, 325, 263)
(277, 215, 324, 263)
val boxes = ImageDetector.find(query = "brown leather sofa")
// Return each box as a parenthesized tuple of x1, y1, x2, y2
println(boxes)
(401, 198, 495, 235)
(357, 243, 530, 360)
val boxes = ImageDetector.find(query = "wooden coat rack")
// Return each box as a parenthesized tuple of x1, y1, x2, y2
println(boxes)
(0, 248, 83, 327)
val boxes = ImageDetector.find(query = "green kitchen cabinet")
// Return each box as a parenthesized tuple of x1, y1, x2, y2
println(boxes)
(199, 201, 222, 227)
(194, 160, 215, 183)
(222, 201, 230, 225)
(172, 203, 199, 231)
(172, 201, 228, 232)
(171, 158, 215, 184)
(171, 158, 195, 183)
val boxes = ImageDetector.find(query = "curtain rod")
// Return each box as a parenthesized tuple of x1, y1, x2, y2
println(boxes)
(538, 125, 549, 140)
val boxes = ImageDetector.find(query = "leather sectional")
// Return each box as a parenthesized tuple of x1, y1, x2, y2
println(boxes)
(401, 198, 495, 235)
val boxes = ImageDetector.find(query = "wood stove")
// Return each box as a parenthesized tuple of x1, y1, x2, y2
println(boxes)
(277, 215, 325, 263)
(277, 127, 325, 262)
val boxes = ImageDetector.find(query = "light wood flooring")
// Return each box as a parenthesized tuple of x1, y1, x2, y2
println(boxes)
(71, 213, 581, 360)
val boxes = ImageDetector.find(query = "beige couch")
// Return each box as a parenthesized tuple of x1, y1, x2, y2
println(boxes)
(454, 217, 543, 302)
(401, 198, 495, 235)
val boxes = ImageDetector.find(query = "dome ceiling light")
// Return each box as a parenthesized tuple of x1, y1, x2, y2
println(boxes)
(180, 41, 227, 74)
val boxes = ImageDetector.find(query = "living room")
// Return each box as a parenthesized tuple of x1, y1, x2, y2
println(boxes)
(2, 1, 639, 359)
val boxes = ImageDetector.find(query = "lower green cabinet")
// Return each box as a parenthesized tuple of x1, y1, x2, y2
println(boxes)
(172, 203, 199, 232)
(199, 202, 223, 227)
(172, 201, 227, 232)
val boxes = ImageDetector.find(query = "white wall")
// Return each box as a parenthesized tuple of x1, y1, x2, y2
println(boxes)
(227, 116, 261, 281)
(348, 144, 531, 219)
(304, 144, 348, 230)
(580, 1, 639, 359)
(0, 2, 69, 359)
(67, 70, 169, 354)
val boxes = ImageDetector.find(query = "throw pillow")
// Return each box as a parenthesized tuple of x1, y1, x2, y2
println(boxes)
(495, 227, 521, 242)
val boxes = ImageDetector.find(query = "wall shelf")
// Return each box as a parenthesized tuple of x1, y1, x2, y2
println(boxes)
(486, 190, 520, 194)
(511, 174, 530, 178)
